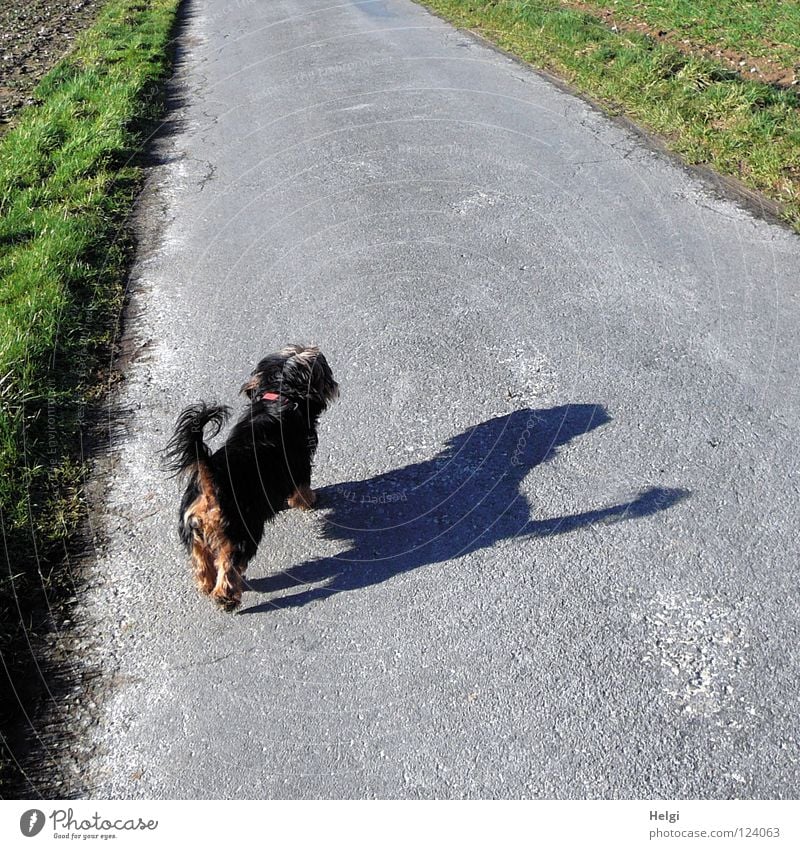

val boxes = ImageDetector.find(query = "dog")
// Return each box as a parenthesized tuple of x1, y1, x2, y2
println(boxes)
(164, 344, 338, 610)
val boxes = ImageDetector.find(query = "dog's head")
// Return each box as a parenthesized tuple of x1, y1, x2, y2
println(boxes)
(240, 344, 339, 409)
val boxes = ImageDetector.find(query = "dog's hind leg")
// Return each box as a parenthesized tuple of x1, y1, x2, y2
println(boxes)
(190, 536, 216, 595)
(210, 542, 243, 610)
(182, 500, 216, 596)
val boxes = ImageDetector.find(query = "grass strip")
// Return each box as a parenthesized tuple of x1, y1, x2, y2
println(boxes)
(0, 0, 181, 793)
(417, 0, 800, 230)
(564, 0, 800, 77)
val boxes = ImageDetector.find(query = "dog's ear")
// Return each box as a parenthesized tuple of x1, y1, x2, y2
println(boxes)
(239, 373, 261, 399)
(310, 351, 339, 405)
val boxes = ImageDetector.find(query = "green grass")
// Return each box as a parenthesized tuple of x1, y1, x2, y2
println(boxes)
(572, 0, 800, 70)
(0, 0, 181, 793)
(418, 0, 800, 229)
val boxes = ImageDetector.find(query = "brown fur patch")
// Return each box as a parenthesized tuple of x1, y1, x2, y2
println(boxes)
(184, 464, 241, 603)
(280, 343, 319, 361)
(211, 537, 241, 608)
(239, 374, 260, 396)
(190, 534, 216, 593)
(288, 484, 316, 510)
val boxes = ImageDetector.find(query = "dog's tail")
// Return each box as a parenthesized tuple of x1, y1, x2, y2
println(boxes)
(163, 403, 229, 477)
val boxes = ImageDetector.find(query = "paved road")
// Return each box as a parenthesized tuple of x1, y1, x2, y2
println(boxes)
(79, 0, 800, 798)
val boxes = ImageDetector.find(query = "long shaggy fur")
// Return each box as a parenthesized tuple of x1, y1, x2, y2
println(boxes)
(163, 403, 229, 476)
(165, 345, 338, 610)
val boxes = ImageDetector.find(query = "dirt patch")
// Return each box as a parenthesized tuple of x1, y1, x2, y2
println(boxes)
(0, 0, 104, 128)
(564, 1, 799, 88)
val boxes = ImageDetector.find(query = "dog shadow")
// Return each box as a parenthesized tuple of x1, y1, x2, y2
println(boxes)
(241, 404, 689, 613)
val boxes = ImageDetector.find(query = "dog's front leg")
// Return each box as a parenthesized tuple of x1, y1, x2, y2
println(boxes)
(287, 455, 316, 510)
(288, 484, 316, 510)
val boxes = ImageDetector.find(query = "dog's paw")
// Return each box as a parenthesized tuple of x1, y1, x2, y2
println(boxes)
(288, 485, 316, 510)
(212, 590, 241, 611)
(211, 572, 242, 610)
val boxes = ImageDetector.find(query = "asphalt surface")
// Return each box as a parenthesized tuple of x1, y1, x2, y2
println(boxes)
(78, 0, 800, 798)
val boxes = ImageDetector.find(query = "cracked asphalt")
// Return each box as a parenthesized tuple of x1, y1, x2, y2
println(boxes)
(77, 0, 800, 798)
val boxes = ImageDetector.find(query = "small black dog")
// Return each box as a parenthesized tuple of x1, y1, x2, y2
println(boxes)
(164, 345, 338, 609)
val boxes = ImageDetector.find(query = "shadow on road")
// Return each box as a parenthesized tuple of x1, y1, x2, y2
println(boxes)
(241, 404, 689, 613)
